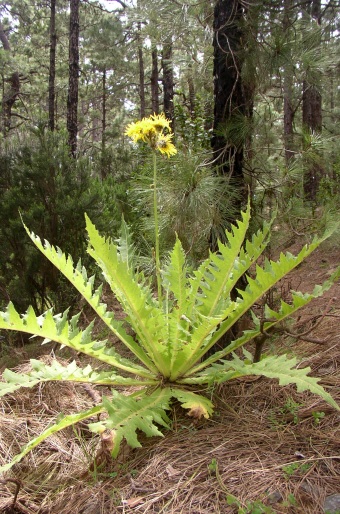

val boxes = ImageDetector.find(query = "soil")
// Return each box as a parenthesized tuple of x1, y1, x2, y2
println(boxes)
(0, 235, 339, 514)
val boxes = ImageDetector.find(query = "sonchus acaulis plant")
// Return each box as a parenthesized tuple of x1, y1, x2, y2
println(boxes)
(0, 114, 339, 473)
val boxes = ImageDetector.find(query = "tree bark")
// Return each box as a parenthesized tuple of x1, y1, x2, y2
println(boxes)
(302, 0, 322, 201)
(208, 0, 251, 355)
(67, 0, 80, 157)
(162, 39, 175, 130)
(101, 68, 107, 180)
(102, 68, 107, 151)
(187, 65, 195, 118)
(0, 20, 20, 136)
(151, 47, 159, 114)
(302, 83, 322, 133)
(49, 0, 57, 131)
(137, 22, 146, 119)
(283, 0, 295, 164)
(211, 0, 246, 189)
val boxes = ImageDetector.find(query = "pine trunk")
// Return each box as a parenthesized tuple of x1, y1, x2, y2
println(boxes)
(162, 39, 175, 130)
(208, 0, 250, 353)
(151, 47, 159, 114)
(0, 19, 20, 136)
(302, 0, 322, 201)
(211, 0, 246, 185)
(188, 67, 195, 118)
(102, 68, 107, 150)
(137, 22, 145, 119)
(67, 0, 80, 157)
(49, 0, 57, 131)
(283, 0, 295, 164)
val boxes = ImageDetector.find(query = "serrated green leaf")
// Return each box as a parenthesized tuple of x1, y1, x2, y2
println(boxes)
(23, 223, 157, 374)
(184, 260, 340, 377)
(163, 237, 188, 307)
(88, 388, 172, 457)
(0, 359, 156, 398)
(86, 215, 169, 375)
(185, 269, 340, 378)
(172, 208, 273, 376)
(0, 302, 153, 379)
(187, 201, 271, 321)
(0, 405, 104, 474)
(162, 238, 193, 373)
(115, 216, 137, 270)
(194, 354, 339, 411)
(171, 389, 214, 419)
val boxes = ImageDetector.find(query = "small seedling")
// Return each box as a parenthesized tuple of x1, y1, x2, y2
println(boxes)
(208, 458, 218, 474)
(227, 495, 275, 513)
(312, 411, 325, 424)
(268, 398, 302, 426)
(281, 398, 301, 424)
(283, 493, 297, 507)
(282, 461, 312, 479)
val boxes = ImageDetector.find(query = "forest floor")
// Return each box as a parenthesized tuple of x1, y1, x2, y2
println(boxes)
(0, 232, 339, 514)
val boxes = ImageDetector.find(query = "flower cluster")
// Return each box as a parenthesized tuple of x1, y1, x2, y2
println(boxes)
(125, 113, 177, 157)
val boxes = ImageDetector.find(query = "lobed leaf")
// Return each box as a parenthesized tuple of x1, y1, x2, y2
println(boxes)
(23, 224, 157, 374)
(0, 405, 104, 474)
(88, 388, 173, 457)
(162, 238, 194, 372)
(0, 302, 153, 378)
(196, 353, 339, 411)
(171, 389, 214, 419)
(172, 208, 272, 376)
(185, 244, 340, 373)
(187, 202, 271, 320)
(86, 215, 170, 376)
(0, 359, 157, 397)
(115, 216, 138, 270)
(186, 267, 340, 377)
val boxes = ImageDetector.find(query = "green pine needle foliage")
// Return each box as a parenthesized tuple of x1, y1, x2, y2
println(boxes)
(0, 203, 339, 473)
(130, 152, 241, 267)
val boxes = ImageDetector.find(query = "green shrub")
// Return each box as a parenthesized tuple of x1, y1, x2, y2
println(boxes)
(0, 128, 123, 314)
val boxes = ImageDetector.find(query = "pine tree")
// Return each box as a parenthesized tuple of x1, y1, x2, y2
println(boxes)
(302, 0, 323, 202)
(211, 0, 250, 215)
(0, 17, 20, 135)
(67, 0, 80, 156)
(49, 0, 57, 131)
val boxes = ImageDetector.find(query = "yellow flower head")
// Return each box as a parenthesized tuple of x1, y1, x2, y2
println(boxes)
(150, 113, 171, 133)
(157, 134, 177, 157)
(125, 113, 177, 157)
(125, 118, 156, 143)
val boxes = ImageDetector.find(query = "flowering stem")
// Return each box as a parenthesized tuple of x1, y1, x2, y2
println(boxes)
(153, 152, 162, 304)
